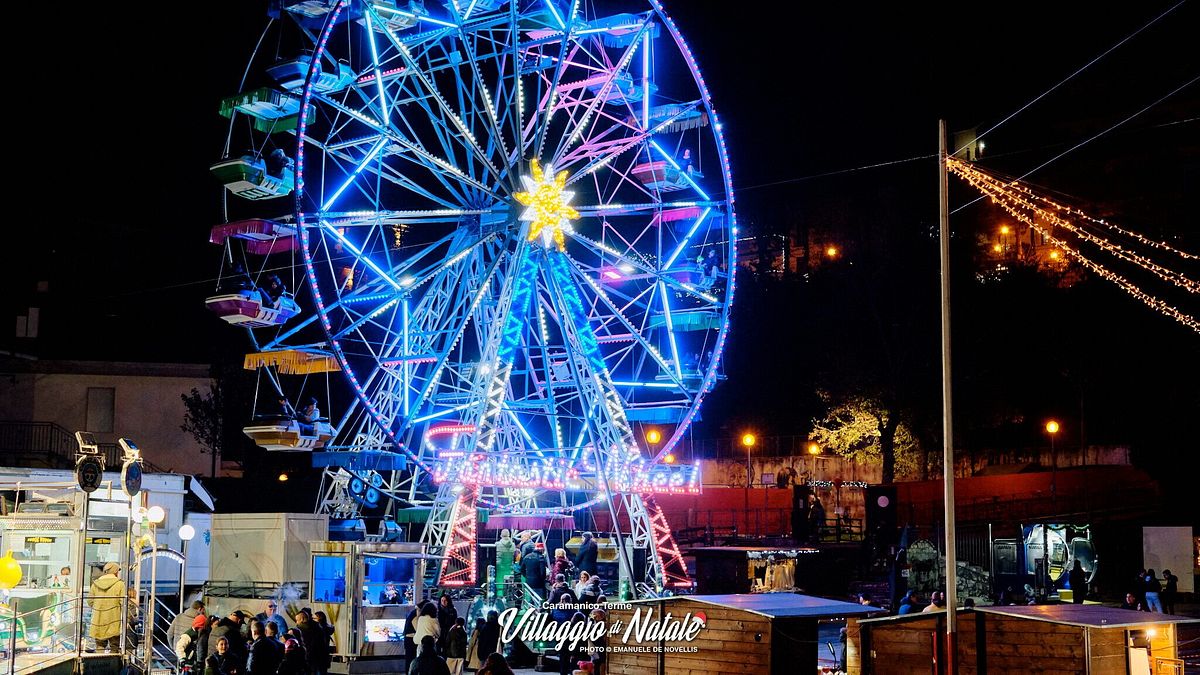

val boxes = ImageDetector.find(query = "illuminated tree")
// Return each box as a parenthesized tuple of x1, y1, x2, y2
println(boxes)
(810, 391, 924, 484)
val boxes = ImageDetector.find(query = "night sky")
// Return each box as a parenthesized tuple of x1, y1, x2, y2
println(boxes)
(7, 1, 1198, 496)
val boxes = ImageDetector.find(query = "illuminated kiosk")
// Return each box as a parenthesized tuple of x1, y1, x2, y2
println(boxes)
(213, 0, 738, 599)
(201, 514, 439, 673)
(0, 464, 208, 673)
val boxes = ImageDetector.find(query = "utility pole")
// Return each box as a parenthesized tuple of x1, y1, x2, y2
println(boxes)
(938, 120, 958, 675)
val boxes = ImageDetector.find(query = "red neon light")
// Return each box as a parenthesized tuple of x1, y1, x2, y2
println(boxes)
(437, 486, 478, 587)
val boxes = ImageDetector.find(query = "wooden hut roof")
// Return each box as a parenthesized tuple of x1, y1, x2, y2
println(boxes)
(635, 593, 880, 619)
(974, 604, 1200, 628)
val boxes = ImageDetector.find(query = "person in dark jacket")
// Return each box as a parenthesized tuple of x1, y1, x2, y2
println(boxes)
(403, 602, 422, 667)
(409, 636, 451, 675)
(547, 575, 577, 623)
(205, 636, 241, 675)
(477, 611, 501, 662)
(313, 612, 334, 653)
(550, 549, 573, 581)
(574, 533, 598, 576)
(208, 612, 249, 670)
(444, 617, 468, 675)
(247, 621, 284, 675)
(294, 610, 330, 675)
(558, 612, 587, 675)
(477, 652, 515, 675)
(1162, 569, 1179, 615)
(436, 594, 458, 653)
(277, 639, 308, 675)
(520, 544, 547, 593)
(1068, 560, 1088, 604)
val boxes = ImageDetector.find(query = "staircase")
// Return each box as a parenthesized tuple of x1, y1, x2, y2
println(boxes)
(0, 421, 171, 473)
(0, 421, 77, 469)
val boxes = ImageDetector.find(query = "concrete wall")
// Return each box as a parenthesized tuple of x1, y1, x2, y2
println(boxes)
(0, 361, 213, 475)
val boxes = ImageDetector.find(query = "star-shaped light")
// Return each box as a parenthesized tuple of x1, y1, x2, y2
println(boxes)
(513, 158, 579, 251)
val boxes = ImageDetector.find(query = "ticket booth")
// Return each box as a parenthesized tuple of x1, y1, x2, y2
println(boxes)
(0, 494, 128, 653)
(307, 541, 437, 672)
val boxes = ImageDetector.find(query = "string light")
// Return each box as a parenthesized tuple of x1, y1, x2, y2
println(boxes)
(950, 159, 1198, 294)
(948, 158, 1198, 332)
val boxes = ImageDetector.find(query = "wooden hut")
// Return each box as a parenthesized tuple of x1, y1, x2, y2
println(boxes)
(851, 604, 1198, 674)
(605, 593, 880, 675)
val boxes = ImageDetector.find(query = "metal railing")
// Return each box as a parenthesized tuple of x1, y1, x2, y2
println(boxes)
(132, 593, 179, 675)
(201, 580, 310, 600)
(0, 422, 77, 469)
(1, 596, 93, 675)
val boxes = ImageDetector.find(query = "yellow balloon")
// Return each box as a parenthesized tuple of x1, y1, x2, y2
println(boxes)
(0, 550, 23, 590)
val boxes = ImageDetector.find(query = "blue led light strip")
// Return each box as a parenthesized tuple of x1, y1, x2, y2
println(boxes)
(547, 252, 606, 375)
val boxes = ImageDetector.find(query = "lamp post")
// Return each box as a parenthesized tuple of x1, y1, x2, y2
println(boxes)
(144, 506, 165, 674)
(1045, 420, 1060, 506)
(177, 524, 196, 615)
(741, 433, 756, 534)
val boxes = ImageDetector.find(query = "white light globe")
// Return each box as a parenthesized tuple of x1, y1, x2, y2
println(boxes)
(146, 505, 166, 524)
(178, 524, 196, 541)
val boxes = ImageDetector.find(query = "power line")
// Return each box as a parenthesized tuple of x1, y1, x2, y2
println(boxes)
(952, 75, 1199, 215)
(955, 0, 1188, 156)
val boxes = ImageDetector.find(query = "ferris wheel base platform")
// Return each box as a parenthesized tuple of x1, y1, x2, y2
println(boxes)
(312, 450, 408, 470)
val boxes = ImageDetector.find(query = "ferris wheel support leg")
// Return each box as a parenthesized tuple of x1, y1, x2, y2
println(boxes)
(638, 494, 692, 592)
(438, 484, 479, 588)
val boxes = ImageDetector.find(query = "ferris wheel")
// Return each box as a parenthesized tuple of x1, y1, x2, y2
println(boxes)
(211, 0, 736, 593)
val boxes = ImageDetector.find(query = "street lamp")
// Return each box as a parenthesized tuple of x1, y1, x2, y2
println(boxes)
(178, 524, 196, 615)
(1045, 420, 1060, 504)
(645, 428, 662, 445)
(741, 433, 757, 531)
(142, 505, 165, 674)
(807, 442, 821, 456)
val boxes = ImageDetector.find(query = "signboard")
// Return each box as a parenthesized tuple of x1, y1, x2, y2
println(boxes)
(76, 455, 104, 493)
(122, 460, 143, 497)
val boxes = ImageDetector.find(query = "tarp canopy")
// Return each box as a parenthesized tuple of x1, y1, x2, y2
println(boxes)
(244, 349, 338, 374)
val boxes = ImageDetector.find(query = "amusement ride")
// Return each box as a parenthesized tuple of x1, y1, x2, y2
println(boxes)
(206, 0, 737, 597)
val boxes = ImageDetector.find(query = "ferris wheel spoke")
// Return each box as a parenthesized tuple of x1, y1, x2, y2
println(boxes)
(403, 249, 509, 434)
(366, 5, 507, 190)
(315, 91, 499, 202)
(531, 26, 582, 161)
(562, 101, 701, 181)
(551, 17, 653, 165)
(556, 253, 683, 390)
(445, 5, 516, 193)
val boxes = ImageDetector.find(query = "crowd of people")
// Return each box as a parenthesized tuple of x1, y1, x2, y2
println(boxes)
(400, 594, 517, 675)
(1122, 568, 1179, 614)
(171, 600, 334, 675)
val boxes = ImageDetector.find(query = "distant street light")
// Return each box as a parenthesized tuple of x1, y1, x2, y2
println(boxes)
(1045, 420, 1060, 506)
(664, 453, 676, 464)
(807, 442, 821, 455)
(278, 473, 289, 482)
(645, 428, 662, 445)
(825, 246, 839, 259)
(742, 432, 757, 524)
(1000, 225, 1011, 235)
